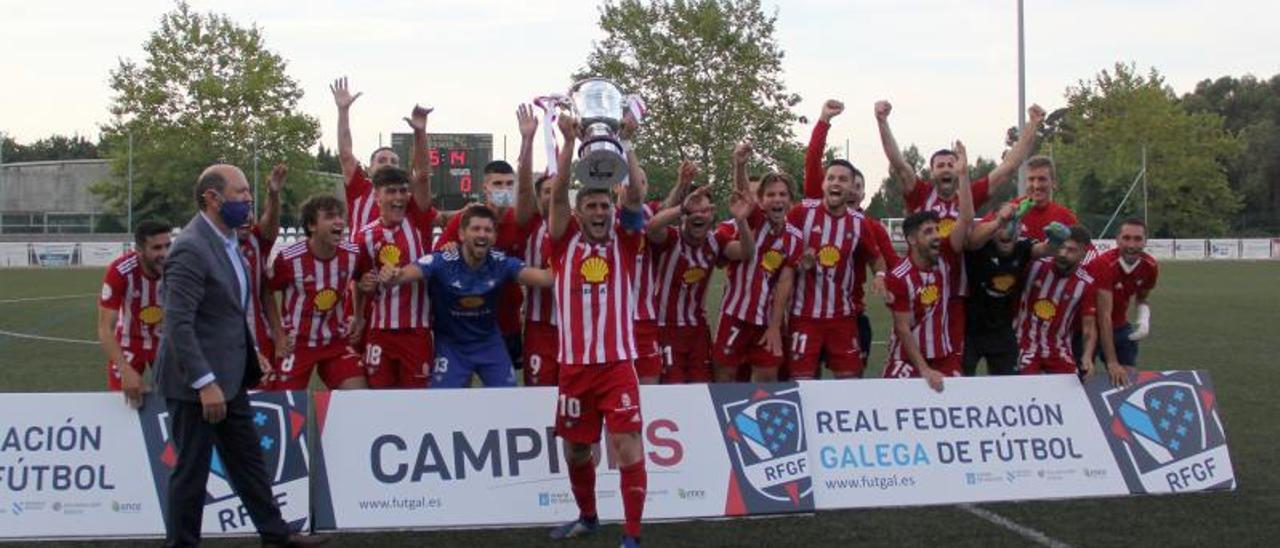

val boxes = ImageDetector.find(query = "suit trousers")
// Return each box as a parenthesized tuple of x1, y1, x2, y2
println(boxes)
(164, 393, 290, 547)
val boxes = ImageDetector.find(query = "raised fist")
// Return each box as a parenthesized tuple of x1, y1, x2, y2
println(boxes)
(874, 100, 892, 122)
(821, 99, 845, 122)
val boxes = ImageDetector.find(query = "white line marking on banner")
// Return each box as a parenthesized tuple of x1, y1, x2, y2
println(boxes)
(960, 504, 1073, 548)
(0, 293, 95, 304)
(0, 329, 97, 345)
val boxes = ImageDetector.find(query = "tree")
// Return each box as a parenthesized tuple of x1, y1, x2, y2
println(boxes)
(1182, 74, 1280, 234)
(95, 1, 322, 228)
(1048, 63, 1241, 237)
(315, 143, 342, 174)
(577, 0, 802, 199)
(0, 134, 101, 162)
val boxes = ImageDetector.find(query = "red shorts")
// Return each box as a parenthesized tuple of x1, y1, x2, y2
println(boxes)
(883, 354, 963, 379)
(1018, 354, 1078, 375)
(658, 323, 712, 384)
(523, 321, 561, 387)
(364, 328, 433, 388)
(271, 343, 364, 390)
(787, 316, 863, 379)
(107, 349, 154, 391)
(555, 360, 643, 445)
(633, 319, 663, 379)
(712, 315, 785, 370)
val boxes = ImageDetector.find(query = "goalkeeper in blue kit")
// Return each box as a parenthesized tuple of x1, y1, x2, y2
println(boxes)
(380, 205, 553, 388)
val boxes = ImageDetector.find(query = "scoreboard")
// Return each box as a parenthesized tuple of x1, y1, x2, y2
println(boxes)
(390, 133, 493, 210)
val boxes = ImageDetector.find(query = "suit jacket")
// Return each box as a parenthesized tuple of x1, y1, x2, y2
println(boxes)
(155, 214, 262, 402)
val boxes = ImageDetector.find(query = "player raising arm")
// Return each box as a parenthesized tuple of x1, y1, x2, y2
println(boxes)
(545, 113, 647, 548)
(883, 141, 974, 392)
(878, 100, 1045, 218)
(645, 182, 755, 384)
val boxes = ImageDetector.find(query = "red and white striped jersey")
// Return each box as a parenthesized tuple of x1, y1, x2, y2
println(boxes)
(345, 170, 380, 237)
(548, 218, 642, 365)
(717, 209, 804, 326)
(787, 200, 881, 319)
(631, 202, 660, 322)
(270, 240, 360, 349)
(904, 177, 992, 225)
(650, 225, 732, 327)
(354, 202, 438, 330)
(522, 214, 556, 326)
(885, 248, 961, 362)
(100, 251, 163, 354)
(238, 226, 275, 350)
(1016, 257, 1098, 360)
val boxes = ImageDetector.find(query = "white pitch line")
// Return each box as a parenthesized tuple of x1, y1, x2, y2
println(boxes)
(0, 293, 96, 304)
(960, 504, 1073, 548)
(0, 329, 97, 345)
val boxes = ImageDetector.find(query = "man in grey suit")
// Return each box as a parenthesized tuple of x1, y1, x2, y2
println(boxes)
(155, 164, 325, 548)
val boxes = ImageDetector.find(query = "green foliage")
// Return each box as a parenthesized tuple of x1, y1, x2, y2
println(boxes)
(0, 134, 101, 162)
(1181, 74, 1280, 234)
(578, 0, 802, 200)
(95, 1, 322, 228)
(1049, 63, 1242, 237)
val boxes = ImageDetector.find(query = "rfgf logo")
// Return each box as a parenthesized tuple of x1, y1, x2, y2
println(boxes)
(1085, 371, 1235, 494)
(711, 383, 814, 515)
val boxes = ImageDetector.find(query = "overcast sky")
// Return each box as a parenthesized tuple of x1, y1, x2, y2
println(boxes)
(2, 0, 1277, 196)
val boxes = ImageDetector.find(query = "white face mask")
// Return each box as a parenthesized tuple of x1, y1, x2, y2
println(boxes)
(490, 188, 514, 208)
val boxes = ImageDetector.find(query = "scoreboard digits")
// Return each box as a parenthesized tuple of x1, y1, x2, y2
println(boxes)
(390, 133, 494, 210)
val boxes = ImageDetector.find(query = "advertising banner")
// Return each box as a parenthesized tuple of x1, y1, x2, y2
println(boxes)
(1240, 239, 1271, 260)
(81, 243, 126, 267)
(312, 385, 809, 531)
(1146, 239, 1174, 260)
(802, 376, 1130, 508)
(137, 391, 312, 536)
(31, 243, 75, 267)
(1208, 239, 1240, 260)
(0, 391, 310, 539)
(1174, 240, 1206, 260)
(0, 393, 162, 538)
(0, 243, 29, 267)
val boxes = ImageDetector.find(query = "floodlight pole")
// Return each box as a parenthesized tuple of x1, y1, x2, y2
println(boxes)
(1142, 145, 1148, 227)
(127, 131, 134, 232)
(1016, 0, 1028, 195)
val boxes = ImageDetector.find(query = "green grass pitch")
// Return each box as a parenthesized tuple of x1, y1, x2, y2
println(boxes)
(1, 262, 1276, 547)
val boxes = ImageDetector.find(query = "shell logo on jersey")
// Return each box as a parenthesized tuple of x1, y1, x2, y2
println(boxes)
(761, 250, 784, 273)
(817, 245, 841, 268)
(991, 273, 1017, 293)
(580, 256, 610, 284)
(938, 218, 957, 238)
(139, 305, 164, 325)
(918, 284, 940, 306)
(458, 296, 485, 309)
(313, 289, 340, 312)
(683, 267, 707, 285)
(1033, 298, 1057, 321)
(378, 244, 402, 266)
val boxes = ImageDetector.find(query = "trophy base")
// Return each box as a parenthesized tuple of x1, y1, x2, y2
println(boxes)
(576, 138, 627, 190)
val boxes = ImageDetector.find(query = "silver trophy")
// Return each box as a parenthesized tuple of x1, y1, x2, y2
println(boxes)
(567, 77, 632, 189)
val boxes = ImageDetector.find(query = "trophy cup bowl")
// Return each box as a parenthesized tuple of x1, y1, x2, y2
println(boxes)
(568, 78, 628, 189)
